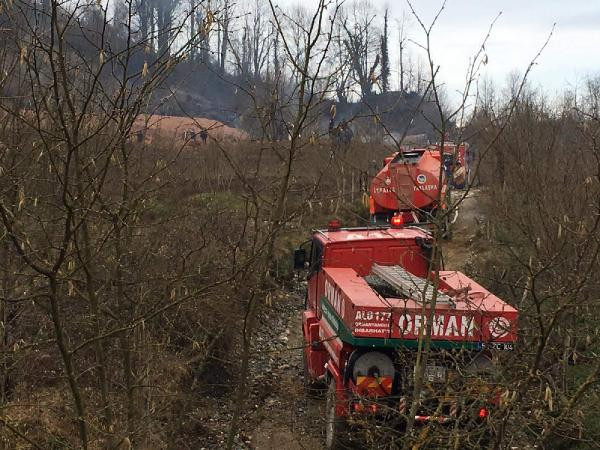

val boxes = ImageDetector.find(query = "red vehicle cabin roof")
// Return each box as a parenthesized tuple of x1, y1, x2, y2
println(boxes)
(314, 226, 430, 244)
(314, 226, 431, 278)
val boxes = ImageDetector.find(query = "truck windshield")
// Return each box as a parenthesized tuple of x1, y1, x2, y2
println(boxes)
(391, 150, 424, 164)
(308, 239, 323, 274)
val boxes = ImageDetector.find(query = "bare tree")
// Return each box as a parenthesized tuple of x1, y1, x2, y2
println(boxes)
(217, 0, 231, 73)
(380, 7, 390, 93)
(0, 0, 210, 446)
(223, 1, 343, 447)
(342, 0, 380, 99)
(396, 11, 410, 93)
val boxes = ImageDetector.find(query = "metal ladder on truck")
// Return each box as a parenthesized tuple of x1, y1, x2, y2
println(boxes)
(371, 263, 455, 306)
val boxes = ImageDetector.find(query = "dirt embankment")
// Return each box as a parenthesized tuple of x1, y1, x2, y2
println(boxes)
(133, 114, 248, 144)
(201, 288, 325, 449)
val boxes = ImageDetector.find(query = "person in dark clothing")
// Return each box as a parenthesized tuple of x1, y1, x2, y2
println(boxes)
(466, 146, 479, 187)
(199, 128, 208, 144)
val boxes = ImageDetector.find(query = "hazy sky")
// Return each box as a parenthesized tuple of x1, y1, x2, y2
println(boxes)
(277, 0, 600, 106)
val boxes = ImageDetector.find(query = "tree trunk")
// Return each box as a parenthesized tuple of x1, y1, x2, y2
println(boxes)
(48, 277, 89, 449)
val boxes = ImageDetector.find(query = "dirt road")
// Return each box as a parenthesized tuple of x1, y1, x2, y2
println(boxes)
(247, 291, 324, 450)
(442, 188, 485, 272)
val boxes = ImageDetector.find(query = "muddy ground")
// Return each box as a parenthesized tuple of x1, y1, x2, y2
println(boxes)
(442, 188, 485, 272)
(248, 291, 325, 450)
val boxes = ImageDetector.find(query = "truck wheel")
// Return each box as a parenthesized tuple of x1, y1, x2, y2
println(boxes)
(325, 378, 346, 449)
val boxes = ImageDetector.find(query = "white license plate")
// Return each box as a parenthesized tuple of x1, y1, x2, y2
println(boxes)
(424, 365, 446, 383)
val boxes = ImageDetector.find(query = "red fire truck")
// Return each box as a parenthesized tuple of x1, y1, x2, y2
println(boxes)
(294, 220, 517, 448)
(369, 142, 468, 225)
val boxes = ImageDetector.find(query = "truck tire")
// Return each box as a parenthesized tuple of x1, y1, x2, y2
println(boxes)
(325, 378, 346, 450)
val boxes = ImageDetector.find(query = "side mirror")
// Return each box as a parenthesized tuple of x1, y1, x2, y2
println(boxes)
(293, 248, 307, 270)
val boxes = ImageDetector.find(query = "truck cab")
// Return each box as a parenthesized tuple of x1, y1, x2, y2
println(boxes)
(296, 221, 517, 448)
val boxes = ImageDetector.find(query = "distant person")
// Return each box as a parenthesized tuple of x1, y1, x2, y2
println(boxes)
(466, 146, 479, 187)
(454, 161, 466, 189)
(443, 153, 454, 179)
(200, 128, 208, 144)
(465, 146, 473, 186)
(342, 123, 353, 145)
(184, 129, 196, 143)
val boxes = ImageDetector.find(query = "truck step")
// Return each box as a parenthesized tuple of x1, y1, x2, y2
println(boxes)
(371, 264, 455, 306)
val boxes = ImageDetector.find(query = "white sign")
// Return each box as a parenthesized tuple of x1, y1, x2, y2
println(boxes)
(398, 313, 476, 338)
(414, 184, 436, 191)
(355, 310, 392, 322)
(325, 279, 344, 319)
(374, 186, 396, 194)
